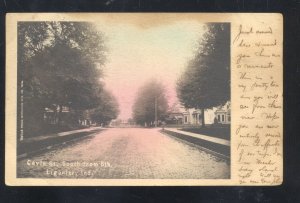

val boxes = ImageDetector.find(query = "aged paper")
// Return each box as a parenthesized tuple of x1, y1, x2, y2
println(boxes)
(231, 16, 283, 185)
(5, 13, 282, 186)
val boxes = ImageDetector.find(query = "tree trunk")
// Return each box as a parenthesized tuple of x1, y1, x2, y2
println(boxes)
(57, 105, 63, 126)
(53, 105, 58, 125)
(201, 108, 205, 128)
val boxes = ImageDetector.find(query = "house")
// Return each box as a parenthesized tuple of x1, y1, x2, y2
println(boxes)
(182, 108, 202, 125)
(215, 102, 231, 124)
(166, 101, 231, 126)
(43, 106, 92, 126)
(43, 106, 70, 125)
(166, 103, 201, 125)
(165, 103, 184, 124)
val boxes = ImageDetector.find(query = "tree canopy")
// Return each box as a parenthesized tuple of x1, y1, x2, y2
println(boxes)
(90, 89, 120, 125)
(132, 79, 168, 126)
(20, 22, 106, 107)
(18, 22, 106, 64)
(176, 23, 230, 127)
(18, 22, 112, 135)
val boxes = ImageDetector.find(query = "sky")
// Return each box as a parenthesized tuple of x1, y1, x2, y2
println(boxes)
(95, 20, 205, 120)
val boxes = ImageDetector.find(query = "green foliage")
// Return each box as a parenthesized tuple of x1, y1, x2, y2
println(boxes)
(176, 23, 230, 126)
(90, 90, 120, 125)
(19, 22, 109, 135)
(132, 79, 168, 126)
(18, 22, 106, 63)
(25, 42, 102, 110)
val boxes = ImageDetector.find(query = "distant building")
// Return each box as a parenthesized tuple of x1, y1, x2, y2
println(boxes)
(165, 103, 184, 125)
(110, 119, 136, 127)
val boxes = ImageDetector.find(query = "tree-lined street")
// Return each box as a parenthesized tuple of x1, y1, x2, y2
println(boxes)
(17, 22, 231, 180)
(18, 128, 229, 179)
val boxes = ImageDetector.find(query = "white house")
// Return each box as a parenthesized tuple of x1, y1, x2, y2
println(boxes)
(167, 101, 231, 126)
(182, 108, 202, 125)
(204, 101, 231, 124)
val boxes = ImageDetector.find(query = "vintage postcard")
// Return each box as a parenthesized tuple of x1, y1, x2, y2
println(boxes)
(5, 13, 283, 186)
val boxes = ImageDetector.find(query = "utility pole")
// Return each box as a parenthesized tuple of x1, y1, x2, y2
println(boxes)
(155, 97, 157, 127)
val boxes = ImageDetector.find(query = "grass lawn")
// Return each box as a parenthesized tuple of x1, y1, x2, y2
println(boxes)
(180, 124, 230, 140)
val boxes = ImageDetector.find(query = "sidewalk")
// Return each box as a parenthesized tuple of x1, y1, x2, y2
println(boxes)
(165, 128, 230, 146)
(162, 128, 230, 159)
(22, 126, 104, 143)
(18, 127, 104, 158)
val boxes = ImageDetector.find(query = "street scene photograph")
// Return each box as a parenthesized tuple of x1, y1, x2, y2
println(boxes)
(17, 18, 231, 179)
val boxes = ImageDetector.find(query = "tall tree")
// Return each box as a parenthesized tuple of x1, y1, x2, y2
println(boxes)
(132, 79, 168, 126)
(90, 89, 120, 125)
(176, 23, 230, 127)
(18, 22, 107, 135)
(27, 43, 103, 123)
